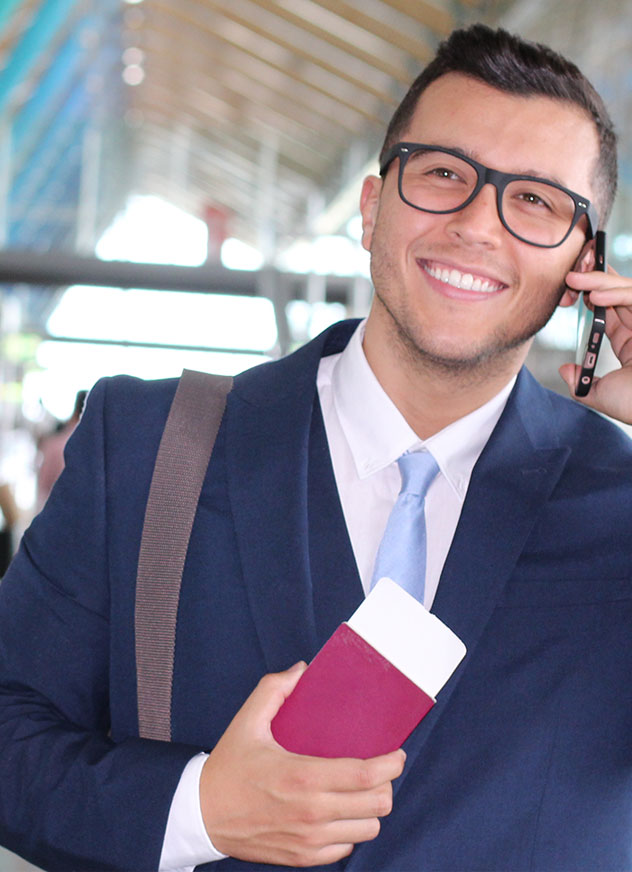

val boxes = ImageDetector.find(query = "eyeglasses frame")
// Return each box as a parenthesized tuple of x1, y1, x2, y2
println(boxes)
(379, 142, 599, 248)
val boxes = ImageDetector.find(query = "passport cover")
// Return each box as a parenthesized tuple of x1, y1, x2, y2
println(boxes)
(271, 622, 435, 759)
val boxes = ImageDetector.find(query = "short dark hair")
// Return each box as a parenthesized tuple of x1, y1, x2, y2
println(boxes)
(380, 24, 618, 226)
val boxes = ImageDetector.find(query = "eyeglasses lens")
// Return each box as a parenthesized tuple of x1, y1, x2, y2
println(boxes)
(400, 149, 576, 246)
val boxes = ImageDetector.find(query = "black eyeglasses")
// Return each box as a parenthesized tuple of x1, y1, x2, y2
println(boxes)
(379, 142, 598, 248)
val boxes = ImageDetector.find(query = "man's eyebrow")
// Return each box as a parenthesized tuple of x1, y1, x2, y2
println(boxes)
(518, 168, 569, 188)
(435, 143, 570, 189)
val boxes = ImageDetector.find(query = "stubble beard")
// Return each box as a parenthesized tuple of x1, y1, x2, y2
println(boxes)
(369, 245, 567, 384)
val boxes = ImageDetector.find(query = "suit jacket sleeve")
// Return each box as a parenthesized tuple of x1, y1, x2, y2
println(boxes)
(0, 377, 201, 872)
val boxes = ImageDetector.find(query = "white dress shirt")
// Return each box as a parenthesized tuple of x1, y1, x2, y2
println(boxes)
(159, 321, 516, 870)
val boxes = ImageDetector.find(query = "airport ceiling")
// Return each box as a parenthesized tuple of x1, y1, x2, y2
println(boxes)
(0, 0, 631, 317)
(0, 0, 509, 261)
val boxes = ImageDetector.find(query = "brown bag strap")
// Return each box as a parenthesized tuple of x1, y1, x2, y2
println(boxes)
(135, 369, 233, 741)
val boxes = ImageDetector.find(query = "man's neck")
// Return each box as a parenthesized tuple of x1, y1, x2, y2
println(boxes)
(362, 323, 529, 441)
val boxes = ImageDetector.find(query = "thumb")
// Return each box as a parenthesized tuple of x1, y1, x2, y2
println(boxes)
(559, 363, 609, 415)
(278, 660, 309, 695)
(244, 661, 308, 727)
(558, 362, 578, 396)
(559, 362, 595, 405)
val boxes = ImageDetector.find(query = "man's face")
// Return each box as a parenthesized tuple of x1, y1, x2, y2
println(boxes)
(361, 73, 600, 376)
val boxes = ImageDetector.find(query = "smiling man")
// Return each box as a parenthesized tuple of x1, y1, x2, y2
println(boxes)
(2, 24, 632, 872)
(361, 66, 611, 437)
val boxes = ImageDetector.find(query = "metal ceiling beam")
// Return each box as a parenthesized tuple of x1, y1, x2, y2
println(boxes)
(0, 0, 79, 114)
(182, 0, 395, 104)
(36, 333, 270, 357)
(11, 6, 120, 180)
(245, 0, 413, 85)
(136, 90, 333, 178)
(12, 24, 89, 160)
(0, 249, 262, 293)
(137, 113, 323, 188)
(186, 126, 320, 192)
(136, 78, 340, 174)
(0, 248, 361, 301)
(150, 1, 387, 124)
(10, 82, 89, 232)
(148, 43, 364, 139)
(146, 20, 382, 130)
(380, 0, 454, 35)
(307, 0, 434, 60)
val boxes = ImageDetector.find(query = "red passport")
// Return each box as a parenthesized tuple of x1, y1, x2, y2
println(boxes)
(271, 578, 466, 759)
(272, 622, 434, 758)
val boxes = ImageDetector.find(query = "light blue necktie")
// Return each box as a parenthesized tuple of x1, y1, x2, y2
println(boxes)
(370, 451, 439, 604)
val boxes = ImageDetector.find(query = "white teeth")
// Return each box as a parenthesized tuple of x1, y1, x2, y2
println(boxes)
(460, 273, 474, 289)
(424, 263, 502, 293)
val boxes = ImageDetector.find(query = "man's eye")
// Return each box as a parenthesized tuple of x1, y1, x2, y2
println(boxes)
(518, 191, 550, 209)
(428, 167, 462, 181)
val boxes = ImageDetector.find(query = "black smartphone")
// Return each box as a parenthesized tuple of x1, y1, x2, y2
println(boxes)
(575, 230, 607, 397)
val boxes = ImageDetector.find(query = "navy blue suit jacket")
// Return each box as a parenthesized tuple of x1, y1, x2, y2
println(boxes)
(1, 319, 632, 871)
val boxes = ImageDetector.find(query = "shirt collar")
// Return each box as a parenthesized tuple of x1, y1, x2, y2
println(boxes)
(331, 321, 516, 501)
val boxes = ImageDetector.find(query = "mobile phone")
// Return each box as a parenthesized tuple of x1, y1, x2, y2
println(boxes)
(574, 230, 607, 397)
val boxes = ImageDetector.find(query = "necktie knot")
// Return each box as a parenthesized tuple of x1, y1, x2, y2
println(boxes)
(397, 451, 439, 497)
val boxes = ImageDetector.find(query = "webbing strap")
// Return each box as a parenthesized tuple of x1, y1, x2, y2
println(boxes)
(135, 369, 233, 741)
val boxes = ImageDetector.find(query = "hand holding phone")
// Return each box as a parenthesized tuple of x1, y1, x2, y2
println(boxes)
(574, 230, 607, 397)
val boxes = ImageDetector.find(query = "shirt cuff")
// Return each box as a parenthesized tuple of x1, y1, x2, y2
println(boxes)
(159, 752, 228, 870)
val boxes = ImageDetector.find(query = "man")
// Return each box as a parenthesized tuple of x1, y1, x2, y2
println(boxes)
(1, 24, 632, 872)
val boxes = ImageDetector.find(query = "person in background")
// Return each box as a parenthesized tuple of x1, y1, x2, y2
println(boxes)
(0, 483, 19, 576)
(36, 389, 87, 510)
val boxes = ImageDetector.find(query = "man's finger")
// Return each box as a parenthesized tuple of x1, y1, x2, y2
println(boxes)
(280, 748, 406, 794)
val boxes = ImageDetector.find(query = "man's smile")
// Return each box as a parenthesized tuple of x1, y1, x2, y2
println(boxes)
(419, 259, 508, 294)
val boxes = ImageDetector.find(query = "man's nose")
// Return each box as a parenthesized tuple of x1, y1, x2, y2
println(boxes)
(444, 183, 504, 246)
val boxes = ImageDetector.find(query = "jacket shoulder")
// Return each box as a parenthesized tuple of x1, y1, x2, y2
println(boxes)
(515, 368, 632, 464)
(544, 385, 632, 462)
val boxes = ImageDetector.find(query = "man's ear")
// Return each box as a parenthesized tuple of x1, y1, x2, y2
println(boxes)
(359, 175, 382, 252)
(576, 238, 596, 274)
(558, 237, 595, 308)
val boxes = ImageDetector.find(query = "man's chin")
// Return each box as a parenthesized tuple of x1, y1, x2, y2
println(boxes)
(414, 345, 499, 375)
(395, 329, 533, 379)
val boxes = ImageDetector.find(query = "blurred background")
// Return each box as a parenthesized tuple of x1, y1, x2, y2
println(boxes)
(0, 1, 631, 863)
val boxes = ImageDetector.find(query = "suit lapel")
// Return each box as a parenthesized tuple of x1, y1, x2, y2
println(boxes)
(388, 370, 571, 796)
(225, 321, 360, 672)
(308, 395, 364, 648)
